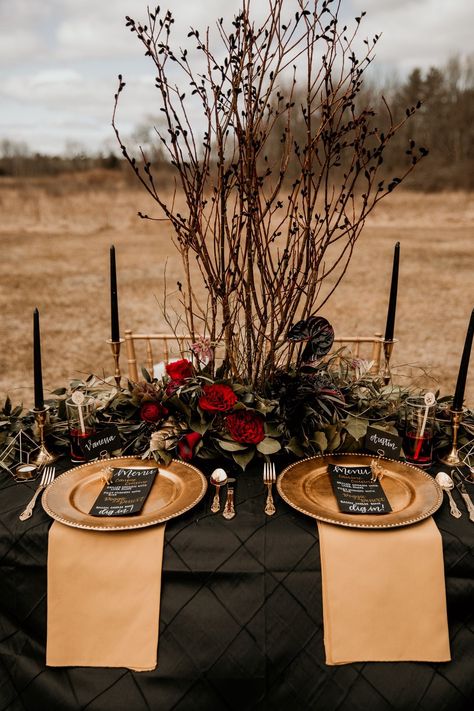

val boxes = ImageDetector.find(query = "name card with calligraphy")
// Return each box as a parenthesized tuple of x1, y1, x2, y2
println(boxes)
(365, 426, 402, 460)
(81, 425, 122, 461)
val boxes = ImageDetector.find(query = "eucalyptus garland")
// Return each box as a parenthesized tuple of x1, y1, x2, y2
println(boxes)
(1, 355, 471, 473)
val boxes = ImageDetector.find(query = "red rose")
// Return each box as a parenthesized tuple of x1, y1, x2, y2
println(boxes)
(165, 381, 180, 397)
(226, 410, 265, 445)
(199, 384, 237, 413)
(165, 359, 194, 382)
(140, 401, 168, 423)
(177, 432, 202, 460)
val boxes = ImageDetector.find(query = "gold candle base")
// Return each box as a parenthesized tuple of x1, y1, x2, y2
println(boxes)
(31, 407, 58, 466)
(107, 338, 124, 387)
(382, 339, 397, 385)
(439, 409, 463, 466)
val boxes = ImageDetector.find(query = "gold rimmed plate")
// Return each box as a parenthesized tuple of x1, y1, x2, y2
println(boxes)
(277, 453, 442, 529)
(42, 456, 207, 531)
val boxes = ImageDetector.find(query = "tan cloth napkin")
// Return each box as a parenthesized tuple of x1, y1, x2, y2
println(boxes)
(47, 521, 165, 671)
(317, 517, 451, 665)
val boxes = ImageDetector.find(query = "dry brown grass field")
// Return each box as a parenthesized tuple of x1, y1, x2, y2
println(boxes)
(0, 171, 473, 408)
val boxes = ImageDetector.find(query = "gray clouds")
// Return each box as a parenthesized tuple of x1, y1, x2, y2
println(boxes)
(0, 0, 472, 153)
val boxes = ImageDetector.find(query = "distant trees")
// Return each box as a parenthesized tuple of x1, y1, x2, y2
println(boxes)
(0, 55, 472, 190)
(380, 55, 474, 190)
(0, 141, 121, 178)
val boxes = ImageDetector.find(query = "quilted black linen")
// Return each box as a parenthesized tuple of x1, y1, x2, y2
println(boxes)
(0, 461, 473, 711)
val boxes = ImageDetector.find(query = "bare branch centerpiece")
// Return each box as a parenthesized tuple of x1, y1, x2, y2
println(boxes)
(112, 0, 426, 390)
(1, 2, 439, 475)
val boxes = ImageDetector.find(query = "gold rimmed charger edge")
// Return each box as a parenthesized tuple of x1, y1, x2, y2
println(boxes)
(276, 452, 443, 529)
(42, 456, 208, 531)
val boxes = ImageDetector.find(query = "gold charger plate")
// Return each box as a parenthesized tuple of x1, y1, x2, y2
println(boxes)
(42, 456, 207, 531)
(277, 453, 442, 529)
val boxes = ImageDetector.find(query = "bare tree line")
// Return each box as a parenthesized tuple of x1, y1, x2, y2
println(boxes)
(378, 54, 474, 190)
(0, 54, 473, 191)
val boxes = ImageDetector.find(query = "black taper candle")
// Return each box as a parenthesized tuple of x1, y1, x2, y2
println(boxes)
(110, 245, 120, 342)
(33, 308, 44, 410)
(384, 242, 400, 342)
(452, 308, 474, 411)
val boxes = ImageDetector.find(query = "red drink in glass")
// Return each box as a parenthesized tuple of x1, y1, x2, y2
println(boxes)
(69, 427, 93, 462)
(66, 396, 96, 463)
(403, 395, 436, 468)
(403, 430, 433, 467)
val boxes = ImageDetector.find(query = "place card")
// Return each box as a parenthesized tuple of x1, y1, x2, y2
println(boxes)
(81, 425, 122, 461)
(365, 426, 402, 459)
(89, 467, 158, 517)
(328, 464, 392, 515)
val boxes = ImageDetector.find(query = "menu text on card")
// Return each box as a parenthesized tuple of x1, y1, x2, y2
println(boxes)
(328, 464, 392, 515)
(89, 467, 158, 517)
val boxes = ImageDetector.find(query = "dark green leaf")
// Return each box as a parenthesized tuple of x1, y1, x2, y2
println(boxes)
(217, 439, 248, 452)
(256, 437, 281, 455)
(141, 367, 152, 383)
(232, 448, 255, 470)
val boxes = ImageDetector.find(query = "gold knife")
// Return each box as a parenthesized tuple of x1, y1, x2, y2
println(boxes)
(453, 470, 474, 523)
(222, 477, 236, 520)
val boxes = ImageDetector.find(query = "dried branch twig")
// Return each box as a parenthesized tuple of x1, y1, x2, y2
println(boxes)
(113, 0, 427, 388)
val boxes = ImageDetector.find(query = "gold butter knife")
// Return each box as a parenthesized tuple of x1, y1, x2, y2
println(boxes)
(222, 478, 236, 520)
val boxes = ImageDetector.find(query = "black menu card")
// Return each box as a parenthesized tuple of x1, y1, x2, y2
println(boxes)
(89, 467, 158, 517)
(328, 464, 392, 515)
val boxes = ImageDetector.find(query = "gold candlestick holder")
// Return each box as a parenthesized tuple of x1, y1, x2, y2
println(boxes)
(440, 408, 463, 466)
(382, 339, 397, 385)
(32, 406, 58, 466)
(107, 338, 124, 387)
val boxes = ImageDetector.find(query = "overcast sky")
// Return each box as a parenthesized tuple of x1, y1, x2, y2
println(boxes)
(0, 0, 472, 155)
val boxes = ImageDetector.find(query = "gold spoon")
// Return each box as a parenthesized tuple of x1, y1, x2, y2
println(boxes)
(436, 471, 462, 519)
(210, 468, 228, 513)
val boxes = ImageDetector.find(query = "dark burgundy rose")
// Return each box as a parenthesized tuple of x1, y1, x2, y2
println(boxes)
(165, 380, 180, 397)
(140, 401, 168, 423)
(199, 384, 237, 413)
(165, 359, 194, 382)
(177, 432, 202, 460)
(226, 410, 265, 445)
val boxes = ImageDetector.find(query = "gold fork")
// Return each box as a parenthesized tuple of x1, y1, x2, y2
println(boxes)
(19, 466, 55, 521)
(263, 462, 276, 516)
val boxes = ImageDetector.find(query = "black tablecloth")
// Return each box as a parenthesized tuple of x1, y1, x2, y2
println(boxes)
(0, 459, 473, 711)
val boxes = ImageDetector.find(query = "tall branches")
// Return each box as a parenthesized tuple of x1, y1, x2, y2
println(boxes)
(113, 0, 427, 388)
